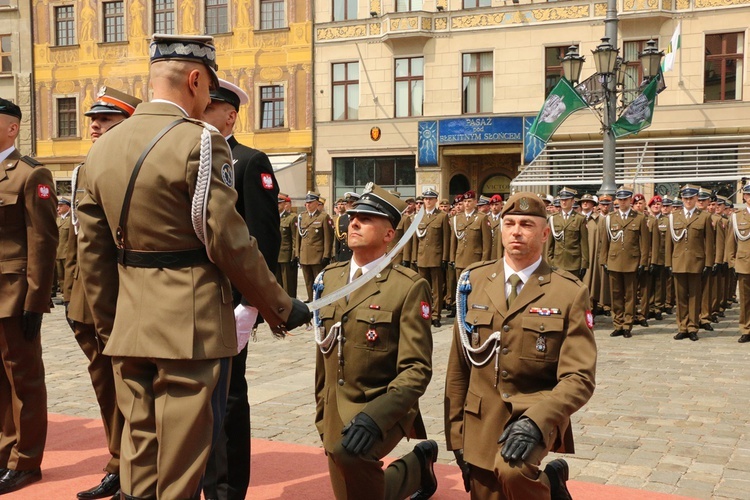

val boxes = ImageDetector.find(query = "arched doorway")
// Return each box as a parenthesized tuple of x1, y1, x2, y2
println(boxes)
(449, 174, 470, 199)
(481, 174, 512, 199)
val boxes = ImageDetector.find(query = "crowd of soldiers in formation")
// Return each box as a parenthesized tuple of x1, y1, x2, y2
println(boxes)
(282, 183, 750, 343)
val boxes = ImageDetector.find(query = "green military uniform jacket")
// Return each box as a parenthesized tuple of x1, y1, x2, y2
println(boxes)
(296, 209, 332, 265)
(488, 213, 503, 260)
(665, 209, 715, 272)
(56, 215, 71, 260)
(652, 214, 669, 266)
(315, 261, 432, 451)
(726, 209, 750, 273)
(547, 211, 589, 272)
(712, 212, 726, 265)
(63, 165, 95, 325)
(450, 211, 492, 268)
(0, 150, 58, 318)
(77, 101, 292, 360)
(444, 259, 597, 471)
(278, 210, 298, 263)
(391, 212, 413, 263)
(412, 210, 450, 268)
(599, 210, 650, 272)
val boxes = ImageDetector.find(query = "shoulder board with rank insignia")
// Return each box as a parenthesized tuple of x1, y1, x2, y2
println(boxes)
(20, 155, 43, 167)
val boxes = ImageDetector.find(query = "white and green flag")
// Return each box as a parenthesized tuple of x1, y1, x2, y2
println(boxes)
(662, 22, 681, 72)
(527, 77, 588, 143)
(612, 77, 658, 138)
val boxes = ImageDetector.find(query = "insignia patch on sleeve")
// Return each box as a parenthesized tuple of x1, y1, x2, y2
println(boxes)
(37, 184, 51, 199)
(585, 310, 594, 329)
(221, 163, 234, 187)
(420, 301, 430, 320)
(260, 173, 274, 190)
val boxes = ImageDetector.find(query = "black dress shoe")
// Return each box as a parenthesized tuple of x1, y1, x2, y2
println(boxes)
(653, 312, 663, 321)
(664, 307, 673, 315)
(623, 330, 632, 338)
(446, 309, 456, 319)
(711, 315, 720, 324)
(637, 319, 649, 327)
(431, 319, 441, 328)
(738, 334, 750, 343)
(700, 323, 714, 331)
(689, 332, 699, 341)
(409, 440, 438, 500)
(603, 310, 611, 317)
(674, 332, 688, 340)
(544, 459, 572, 500)
(718, 311, 725, 318)
(0, 468, 42, 494)
(77, 473, 120, 499)
(609, 329, 624, 337)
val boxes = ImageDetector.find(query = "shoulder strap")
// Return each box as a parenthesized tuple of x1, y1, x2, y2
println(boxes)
(116, 118, 186, 255)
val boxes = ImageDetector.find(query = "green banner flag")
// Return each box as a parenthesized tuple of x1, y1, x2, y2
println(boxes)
(527, 77, 589, 143)
(612, 78, 658, 138)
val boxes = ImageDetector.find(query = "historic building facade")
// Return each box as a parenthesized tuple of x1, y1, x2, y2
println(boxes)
(313, 0, 749, 204)
(32, 0, 313, 200)
(1, 0, 34, 154)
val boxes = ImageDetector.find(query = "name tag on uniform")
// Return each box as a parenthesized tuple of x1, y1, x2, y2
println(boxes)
(471, 304, 489, 310)
(529, 307, 561, 315)
(313, 221, 322, 226)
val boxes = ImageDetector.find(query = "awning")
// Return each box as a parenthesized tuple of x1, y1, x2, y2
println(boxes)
(267, 153, 308, 203)
(268, 153, 307, 172)
(512, 136, 750, 188)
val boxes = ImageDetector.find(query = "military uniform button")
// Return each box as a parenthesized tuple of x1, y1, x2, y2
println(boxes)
(502, 393, 510, 399)
(502, 348, 509, 355)
(539, 325, 545, 331)
(503, 325, 510, 332)
(338, 379, 344, 386)
(501, 370, 508, 378)
(342, 315, 348, 322)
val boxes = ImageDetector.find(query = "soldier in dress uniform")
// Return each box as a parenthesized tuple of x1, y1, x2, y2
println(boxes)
(0, 99, 57, 495)
(695, 188, 720, 331)
(716, 196, 732, 316)
(477, 195, 491, 214)
(276, 193, 299, 298)
(599, 186, 649, 338)
(390, 193, 414, 265)
(450, 190, 492, 307)
(297, 191, 333, 301)
(725, 184, 750, 343)
(709, 193, 727, 322)
(595, 194, 613, 316)
(412, 189, 450, 328)
(64, 86, 141, 500)
(665, 184, 715, 341)
(313, 183, 438, 500)
(76, 35, 311, 499)
(202, 78, 284, 500)
(580, 194, 601, 312)
(632, 193, 654, 328)
(487, 195, 504, 260)
(547, 187, 589, 280)
(445, 194, 465, 318)
(439, 199, 450, 213)
(333, 192, 358, 263)
(445, 192, 596, 500)
(648, 196, 667, 321)
(55, 197, 72, 297)
(661, 197, 676, 314)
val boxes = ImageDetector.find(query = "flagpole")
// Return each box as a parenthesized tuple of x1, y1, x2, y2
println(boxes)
(601, 0, 619, 196)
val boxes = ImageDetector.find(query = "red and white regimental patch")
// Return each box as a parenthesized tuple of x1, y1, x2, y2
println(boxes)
(420, 301, 430, 320)
(260, 173, 274, 190)
(37, 184, 51, 199)
(585, 310, 594, 329)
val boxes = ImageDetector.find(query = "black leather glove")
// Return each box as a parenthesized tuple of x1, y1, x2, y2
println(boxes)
(711, 264, 720, 275)
(64, 302, 76, 333)
(648, 264, 655, 274)
(453, 449, 471, 492)
(602, 264, 609, 274)
(341, 412, 381, 455)
(441, 261, 448, 271)
(636, 265, 645, 277)
(498, 418, 543, 463)
(702, 266, 711, 275)
(321, 257, 331, 267)
(285, 298, 313, 331)
(401, 261, 410, 268)
(21, 311, 43, 341)
(291, 256, 299, 266)
(666, 266, 672, 277)
(722, 262, 729, 271)
(577, 268, 586, 279)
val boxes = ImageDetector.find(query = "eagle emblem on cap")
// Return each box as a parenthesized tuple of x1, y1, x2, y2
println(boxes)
(363, 182, 374, 194)
(519, 197, 529, 211)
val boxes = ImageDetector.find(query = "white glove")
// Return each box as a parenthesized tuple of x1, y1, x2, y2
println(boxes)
(234, 304, 258, 353)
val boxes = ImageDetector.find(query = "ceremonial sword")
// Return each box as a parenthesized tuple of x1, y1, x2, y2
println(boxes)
(305, 207, 426, 312)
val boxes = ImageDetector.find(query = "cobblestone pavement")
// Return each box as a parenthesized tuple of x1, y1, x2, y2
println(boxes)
(42, 280, 750, 500)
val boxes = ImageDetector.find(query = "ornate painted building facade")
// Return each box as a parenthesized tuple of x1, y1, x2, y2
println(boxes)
(313, 0, 749, 204)
(0, 0, 34, 154)
(32, 0, 313, 200)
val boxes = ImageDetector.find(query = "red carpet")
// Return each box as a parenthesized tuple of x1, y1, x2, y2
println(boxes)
(11, 414, 694, 499)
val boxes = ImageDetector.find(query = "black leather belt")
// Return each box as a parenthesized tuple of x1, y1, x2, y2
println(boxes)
(116, 247, 209, 268)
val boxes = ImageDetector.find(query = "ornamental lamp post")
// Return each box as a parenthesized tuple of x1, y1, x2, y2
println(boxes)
(640, 39, 665, 79)
(561, 45, 585, 85)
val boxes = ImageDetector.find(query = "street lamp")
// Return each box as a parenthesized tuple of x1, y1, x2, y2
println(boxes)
(561, 35, 663, 196)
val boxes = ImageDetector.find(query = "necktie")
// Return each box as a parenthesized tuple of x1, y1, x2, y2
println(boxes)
(507, 274, 522, 309)
(347, 268, 362, 303)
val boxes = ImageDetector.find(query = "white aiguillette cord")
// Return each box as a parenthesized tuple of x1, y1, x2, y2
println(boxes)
(306, 207, 425, 312)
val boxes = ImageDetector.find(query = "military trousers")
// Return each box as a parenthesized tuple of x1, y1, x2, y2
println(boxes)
(608, 271, 638, 331)
(674, 272, 702, 334)
(419, 267, 444, 320)
(700, 271, 714, 324)
(0, 316, 47, 470)
(301, 264, 324, 302)
(738, 274, 750, 336)
(112, 356, 230, 499)
(204, 345, 251, 500)
(598, 265, 611, 311)
(74, 321, 122, 474)
(636, 271, 652, 321)
(55, 258, 66, 291)
(445, 265, 456, 309)
(326, 423, 423, 500)
(275, 261, 299, 299)
(468, 441, 552, 500)
(653, 267, 668, 311)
